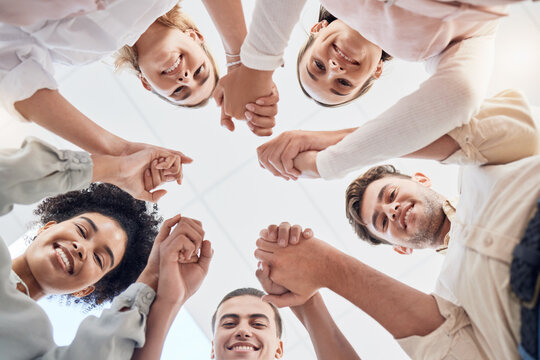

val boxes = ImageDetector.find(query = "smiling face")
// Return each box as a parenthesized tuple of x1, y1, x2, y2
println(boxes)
(298, 20, 383, 105)
(24, 212, 127, 295)
(136, 23, 216, 107)
(212, 295, 283, 360)
(358, 176, 449, 250)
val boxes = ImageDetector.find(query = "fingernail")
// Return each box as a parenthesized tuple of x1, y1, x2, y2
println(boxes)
(145, 169, 150, 176)
(257, 262, 263, 271)
(244, 111, 252, 120)
(279, 239, 286, 247)
(246, 104, 255, 111)
(256, 99, 264, 105)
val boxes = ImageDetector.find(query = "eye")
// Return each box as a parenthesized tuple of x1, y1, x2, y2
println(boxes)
(382, 217, 388, 231)
(337, 78, 352, 87)
(173, 85, 185, 95)
(253, 322, 267, 328)
(194, 64, 204, 76)
(390, 189, 396, 201)
(314, 59, 325, 71)
(75, 224, 87, 239)
(94, 253, 103, 269)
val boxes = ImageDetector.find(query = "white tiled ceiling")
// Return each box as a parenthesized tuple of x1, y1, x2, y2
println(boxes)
(1, 1, 539, 359)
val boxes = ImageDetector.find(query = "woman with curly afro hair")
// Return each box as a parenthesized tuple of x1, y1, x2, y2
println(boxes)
(0, 138, 210, 360)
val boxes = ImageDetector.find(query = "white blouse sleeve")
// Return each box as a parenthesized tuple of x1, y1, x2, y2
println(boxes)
(0, 138, 92, 221)
(0, 22, 59, 121)
(240, 0, 307, 70)
(316, 34, 496, 179)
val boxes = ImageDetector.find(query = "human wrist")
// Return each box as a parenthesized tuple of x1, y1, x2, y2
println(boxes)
(137, 269, 159, 292)
(90, 154, 120, 184)
(318, 244, 344, 291)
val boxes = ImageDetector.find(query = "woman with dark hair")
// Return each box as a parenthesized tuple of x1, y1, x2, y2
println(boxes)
(0, 138, 211, 359)
(221, 0, 533, 180)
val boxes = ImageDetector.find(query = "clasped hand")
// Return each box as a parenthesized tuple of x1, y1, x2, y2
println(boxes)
(213, 64, 279, 136)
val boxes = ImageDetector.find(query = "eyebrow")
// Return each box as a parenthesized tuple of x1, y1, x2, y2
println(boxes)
(330, 88, 349, 96)
(80, 216, 98, 232)
(306, 65, 318, 81)
(371, 184, 390, 230)
(80, 216, 115, 268)
(219, 313, 270, 322)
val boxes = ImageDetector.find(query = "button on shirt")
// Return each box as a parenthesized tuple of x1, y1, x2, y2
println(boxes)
(0, 0, 177, 120)
(398, 155, 540, 359)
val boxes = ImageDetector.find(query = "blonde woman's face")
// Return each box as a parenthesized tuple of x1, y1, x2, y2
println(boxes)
(137, 25, 215, 106)
(299, 20, 383, 105)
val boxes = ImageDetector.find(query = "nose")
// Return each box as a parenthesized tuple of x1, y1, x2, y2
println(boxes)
(72, 242, 85, 260)
(383, 202, 400, 221)
(234, 327, 252, 339)
(329, 59, 344, 71)
(177, 69, 191, 83)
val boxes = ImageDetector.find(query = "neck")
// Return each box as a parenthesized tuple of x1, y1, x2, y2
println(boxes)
(11, 255, 45, 300)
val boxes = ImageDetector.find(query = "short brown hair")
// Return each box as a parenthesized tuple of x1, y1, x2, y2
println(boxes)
(345, 165, 410, 245)
(113, 2, 219, 108)
(211, 288, 283, 338)
(296, 6, 392, 107)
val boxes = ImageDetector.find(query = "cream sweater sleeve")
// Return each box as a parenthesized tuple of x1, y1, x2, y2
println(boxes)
(240, 0, 307, 70)
(316, 34, 496, 179)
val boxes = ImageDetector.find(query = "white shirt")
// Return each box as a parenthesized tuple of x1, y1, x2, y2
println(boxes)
(0, 0, 176, 120)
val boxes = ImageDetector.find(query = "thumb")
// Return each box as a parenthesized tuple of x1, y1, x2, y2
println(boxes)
(198, 240, 214, 271)
(150, 189, 167, 203)
(262, 292, 302, 308)
(221, 108, 235, 132)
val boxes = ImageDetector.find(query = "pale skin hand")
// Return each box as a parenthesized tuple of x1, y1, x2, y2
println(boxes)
(14, 89, 192, 185)
(133, 215, 213, 360)
(256, 129, 356, 180)
(213, 64, 276, 135)
(293, 151, 319, 178)
(91, 149, 185, 202)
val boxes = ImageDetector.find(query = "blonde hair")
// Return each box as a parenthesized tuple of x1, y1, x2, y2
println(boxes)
(113, 2, 219, 108)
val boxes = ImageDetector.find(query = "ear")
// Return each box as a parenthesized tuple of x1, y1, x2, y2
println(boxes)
(38, 221, 57, 235)
(274, 340, 284, 359)
(71, 285, 95, 298)
(393, 246, 413, 255)
(310, 20, 328, 34)
(139, 75, 152, 91)
(210, 340, 215, 359)
(185, 29, 204, 43)
(373, 59, 384, 79)
(412, 172, 432, 188)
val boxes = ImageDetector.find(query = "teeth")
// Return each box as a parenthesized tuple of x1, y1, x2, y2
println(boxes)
(164, 56, 181, 74)
(232, 346, 255, 351)
(56, 247, 72, 273)
(335, 46, 355, 63)
(404, 208, 412, 226)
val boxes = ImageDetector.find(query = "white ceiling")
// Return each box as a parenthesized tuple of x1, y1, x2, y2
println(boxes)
(1, 1, 539, 359)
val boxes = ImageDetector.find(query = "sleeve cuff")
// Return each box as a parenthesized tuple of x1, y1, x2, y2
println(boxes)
(0, 56, 58, 122)
(240, 41, 284, 71)
(111, 282, 156, 317)
(316, 149, 341, 180)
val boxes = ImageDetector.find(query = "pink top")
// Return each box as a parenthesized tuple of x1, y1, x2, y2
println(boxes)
(319, 0, 507, 61)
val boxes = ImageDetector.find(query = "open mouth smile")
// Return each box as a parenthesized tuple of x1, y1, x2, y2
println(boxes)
(333, 44, 359, 65)
(400, 204, 414, 230)
(163, 54, 182, 75)
(54, 244, 74, 275)
(227, 343, 260, 352)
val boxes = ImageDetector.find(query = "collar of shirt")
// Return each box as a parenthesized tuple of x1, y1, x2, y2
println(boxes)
(436, 197, 458, 254)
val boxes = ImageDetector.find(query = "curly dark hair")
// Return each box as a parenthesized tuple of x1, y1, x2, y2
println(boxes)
(33, 183, 162, 308)
(297, 6, 392, 107)
(211, 288, 283, 338)
(345, 165, 410, 246)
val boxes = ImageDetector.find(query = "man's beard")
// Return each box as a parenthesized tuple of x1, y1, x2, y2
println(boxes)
(408, 190, 446, 249)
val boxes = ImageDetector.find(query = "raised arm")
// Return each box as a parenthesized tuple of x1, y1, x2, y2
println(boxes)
(316, 34, 496, 179)
(255, 234, 445, 339)
(202, 0, 247, 56)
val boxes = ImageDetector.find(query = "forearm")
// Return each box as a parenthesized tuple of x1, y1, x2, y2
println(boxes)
(131, 297, 184, 360)
(240, 0, 307, 70)
(14, 89, 128, 155)
(291, 292, 360, 360)
(403, 135, 460, 161)
(202, 0, 247, 55)
(322, 249, 445, 339)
